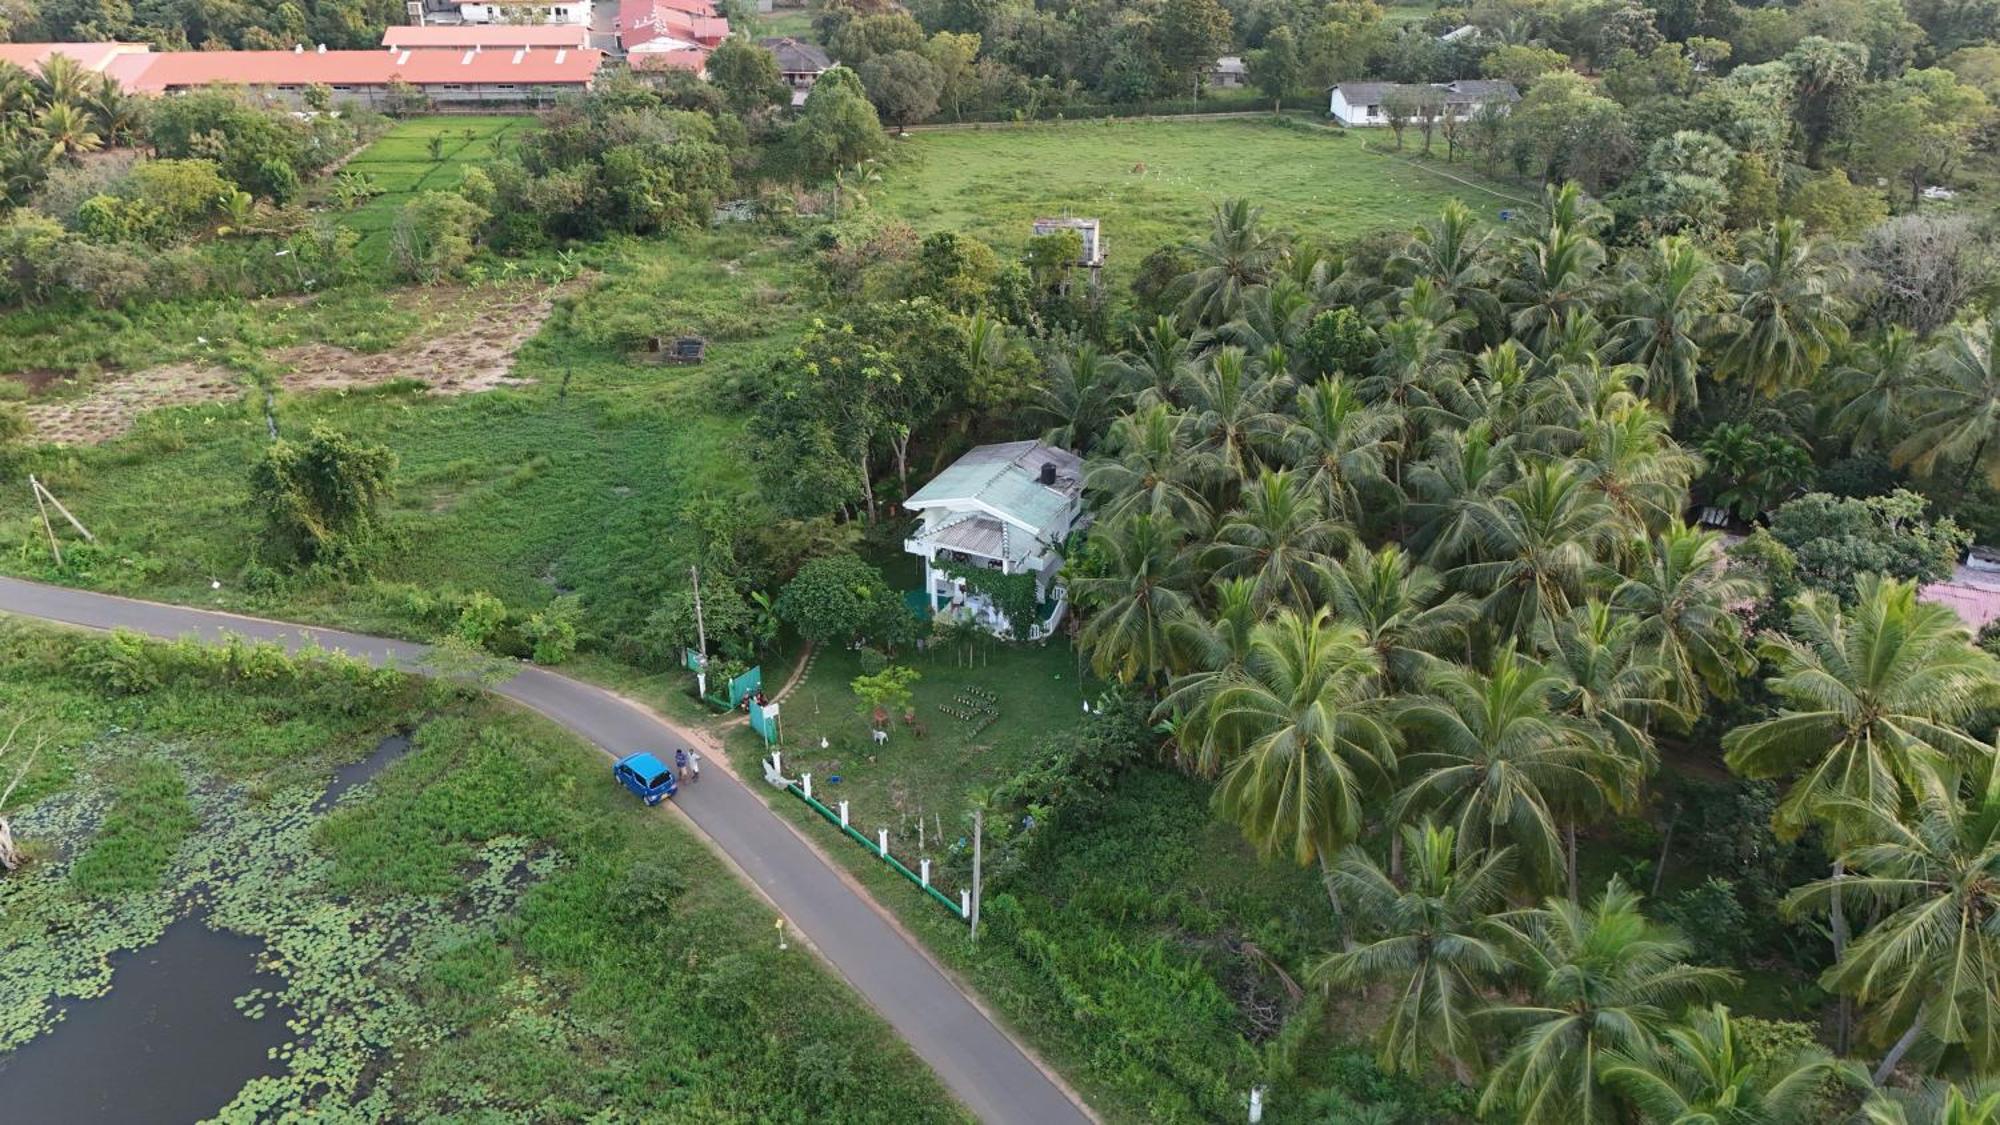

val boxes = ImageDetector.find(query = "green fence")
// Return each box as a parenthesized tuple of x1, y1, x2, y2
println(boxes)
(784, 779, 968, 923)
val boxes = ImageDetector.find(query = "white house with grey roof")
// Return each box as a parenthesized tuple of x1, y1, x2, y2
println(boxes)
(902, 440, 1084, 639)
(1327, 79, 1518, 127)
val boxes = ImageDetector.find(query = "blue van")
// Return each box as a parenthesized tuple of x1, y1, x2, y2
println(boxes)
(613, 752, 679, 805)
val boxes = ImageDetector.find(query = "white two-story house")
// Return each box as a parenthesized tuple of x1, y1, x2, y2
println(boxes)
(902, 441, 1084, 640)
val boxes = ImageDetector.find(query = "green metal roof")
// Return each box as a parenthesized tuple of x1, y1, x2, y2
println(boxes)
(904, 441, 1081, 539)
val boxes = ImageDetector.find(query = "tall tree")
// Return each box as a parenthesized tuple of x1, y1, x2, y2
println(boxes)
(1713, 218, 1850, 402)
(1158, 0, 1233, 101)
(1085, 403, 1215, 530)
(1790, 772, 2000, 1083)
(1396, 646, 1628, 892)
(1892, 320, 2000, 498)
(1205, 468, 1344, 611)
(1321, 542, 1475, 695)
(1722, 575, 2000, 839)
(1179, 198, 1282, 327)
(1074, 512, 1198, 685)
(1613, 235, 1721, 415)
(1479, 879, 1736, 1125)
(1248, 24, 1300, 114)
(1453, 462, 1621, 649)
(1612, 521, 1761, 718)
(1600, 1004, 1857, 1124)
(1279, 378, 1398, 526)
(1313, 820, 1514, 1082)
(706, 37, 790, 117)
(1203, 607, 1396, 865)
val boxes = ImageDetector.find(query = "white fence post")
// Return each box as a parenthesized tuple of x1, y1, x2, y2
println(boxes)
(802, 772, 812, 800)
(772, 751, 782, 776)
(920, 858, 931, 887)
(839, 800, 849, 828)
(960, 889, 971, 918)
(877, 828, 888, 856)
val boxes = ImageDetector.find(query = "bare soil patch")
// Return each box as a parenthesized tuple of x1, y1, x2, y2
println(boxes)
(24, 282, 573, 446)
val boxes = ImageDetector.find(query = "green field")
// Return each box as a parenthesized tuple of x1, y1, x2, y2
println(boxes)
(754, 6, 816, 39)
(337, 116, 535, 268)
(1382, 0, 1436, 24)
(875, 118, 1506, 289)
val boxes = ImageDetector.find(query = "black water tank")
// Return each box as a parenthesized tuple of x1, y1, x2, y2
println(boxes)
(1040, 461, 1057, 486)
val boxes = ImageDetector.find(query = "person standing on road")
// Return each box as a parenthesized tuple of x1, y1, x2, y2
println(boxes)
(674, 747, 690, 783)
(687, 748, 702, 784)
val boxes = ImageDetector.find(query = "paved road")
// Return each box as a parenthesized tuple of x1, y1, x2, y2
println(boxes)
(0, 577, 1091, 1125)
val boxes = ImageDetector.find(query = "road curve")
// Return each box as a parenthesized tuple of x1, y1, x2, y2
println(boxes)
(0, 577, 1092, 1125)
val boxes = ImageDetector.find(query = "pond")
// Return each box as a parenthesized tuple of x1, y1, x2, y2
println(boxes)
(0, 733, 414, 1123)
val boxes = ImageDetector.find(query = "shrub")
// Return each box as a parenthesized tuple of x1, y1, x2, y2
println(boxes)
(247, 424, 396, 571)
(390, 191, 489, 284)
(525, 595, 583, 665)
(454, 591, 509, 647)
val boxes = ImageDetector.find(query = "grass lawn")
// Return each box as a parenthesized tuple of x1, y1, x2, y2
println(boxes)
(874, 117, 1509, 291)
(754, 6, 816, 39)
(0, 620, 956, 1118)
(337, 115, 535, 269)
(1382, 0, 1435, 24)
(769, 637, 1092, 837)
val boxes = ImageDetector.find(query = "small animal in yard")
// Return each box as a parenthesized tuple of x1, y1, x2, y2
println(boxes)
(1132, 162, 1147, 174)
(913, 722, 927, 739)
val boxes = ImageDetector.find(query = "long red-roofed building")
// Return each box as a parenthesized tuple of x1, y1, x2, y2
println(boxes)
(0, 41, 153, 78)
(103, 45, 604, 107)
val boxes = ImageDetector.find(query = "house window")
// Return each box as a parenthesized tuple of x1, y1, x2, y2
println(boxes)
(1367, 104, 1380, 116)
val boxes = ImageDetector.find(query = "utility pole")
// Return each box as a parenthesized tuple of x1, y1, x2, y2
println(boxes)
(691, 564, 709, 699)
(970, 805, 983, 941)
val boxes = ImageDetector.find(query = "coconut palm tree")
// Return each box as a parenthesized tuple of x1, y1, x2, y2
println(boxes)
(1321, 542, 1475, 694)
(1860, 1079, 2000, 1125)
(1724, 576, 2000, 1055)
(1033, 341, 1132, 455)
(1180, 198, 1284, 327)
(1614, 235, 1723, 416)
(1205, 608, 1396, 866)
(1537, 600, 1670, 780)
(1451, 462, 1622, 650)
(1502, 185, 1609, 355)
(1129, 314, 1196, 408)
(1158, 577, 1263, 774)
(1176, 346, 1289, 484)
(1312, 820, 1514, 1082)
(1713, 219, 1850, 403)
(1787, 767, 2000, 1083)
(35, 100, 101, 161)
(1073, 512, 1198, 686)
(1612, 521, 1761, 719)
(1365, 314, 1470, 524)
(1084, 403, 1216, 531)
(1406, 423, 1519, 567)
(1396, 646, 1628, 892)
(1721, 575, 2000, 839)
(1206, 468, 1346, 611)
(83, 73, 141, 147)
(1892, 320, 2000, 499)
(1829, 327, 1922, 456)
(1279, 377, 1399, 527)
(1599, 1003, 1857, 1125)
(33, 53, 92, 110)
(1391, 199, 1500, 338)
(1214, 274, 1319, 358)
(1478, 878, 1736, 1125)
(1571, 401, 1700, 535)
